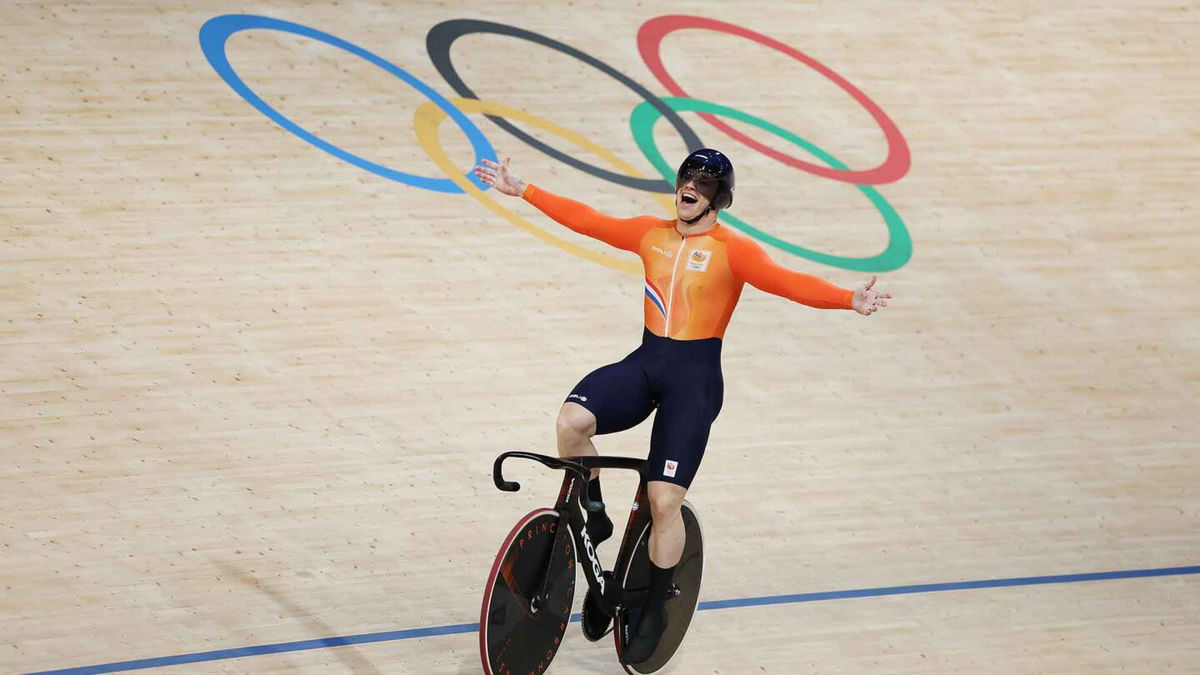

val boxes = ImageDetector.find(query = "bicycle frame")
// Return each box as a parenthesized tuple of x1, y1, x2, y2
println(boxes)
(493, 451, 651, 618)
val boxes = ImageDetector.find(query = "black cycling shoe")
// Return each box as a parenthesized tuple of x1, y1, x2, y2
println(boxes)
(620, 604, 669, 665)
(585, 509, 613, 546)
(580, 586, 613, 641)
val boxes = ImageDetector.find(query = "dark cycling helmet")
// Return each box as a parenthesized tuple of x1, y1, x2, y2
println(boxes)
(676, 149, 735, 224)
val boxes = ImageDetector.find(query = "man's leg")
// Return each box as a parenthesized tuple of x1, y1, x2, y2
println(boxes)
(647, 480, 687, 567)
(622, 480, 687, 663)
(556, 402, 613, 544)
(624, 367, 717, 664)
(557, 352, 656, 546)
(558, 354, 656, 641)
(556, 402, 599, 476)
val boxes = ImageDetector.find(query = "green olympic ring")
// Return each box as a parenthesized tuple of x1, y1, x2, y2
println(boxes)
(630, 97, 912, 272)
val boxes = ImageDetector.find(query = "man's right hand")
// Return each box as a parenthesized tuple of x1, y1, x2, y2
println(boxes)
(474, 157, 526, 197)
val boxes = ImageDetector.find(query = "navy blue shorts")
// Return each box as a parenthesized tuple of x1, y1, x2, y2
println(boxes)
(564, 329, 723, 488)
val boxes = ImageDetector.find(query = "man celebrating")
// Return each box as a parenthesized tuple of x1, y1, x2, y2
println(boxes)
(474, 149, 891, 664)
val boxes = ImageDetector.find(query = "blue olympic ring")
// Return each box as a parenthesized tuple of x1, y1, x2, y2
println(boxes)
(198, 14, 495, 194)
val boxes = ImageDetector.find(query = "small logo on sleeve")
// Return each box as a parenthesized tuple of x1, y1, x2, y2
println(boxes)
(568, 393, 589, 402)
(686, 250, 711, 272)
(663, 460, 678, 478)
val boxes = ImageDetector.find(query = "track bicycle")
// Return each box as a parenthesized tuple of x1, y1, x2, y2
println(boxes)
(480, 451, 704, 673)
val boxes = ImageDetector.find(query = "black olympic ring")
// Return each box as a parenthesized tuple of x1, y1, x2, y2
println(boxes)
(425, 18, 705, 194)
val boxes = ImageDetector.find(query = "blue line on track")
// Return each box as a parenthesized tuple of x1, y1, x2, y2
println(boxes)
(29, 564, 1200, 674)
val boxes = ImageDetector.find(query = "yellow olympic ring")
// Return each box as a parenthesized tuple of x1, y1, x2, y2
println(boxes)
(413, 98, 676, 276)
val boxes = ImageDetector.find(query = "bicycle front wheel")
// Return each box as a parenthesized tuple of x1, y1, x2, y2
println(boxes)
(480, 508, 576, 675)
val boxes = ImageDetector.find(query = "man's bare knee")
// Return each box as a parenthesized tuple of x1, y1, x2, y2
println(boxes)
(556, 402, 596, 450)
(647, 480, 686, 524)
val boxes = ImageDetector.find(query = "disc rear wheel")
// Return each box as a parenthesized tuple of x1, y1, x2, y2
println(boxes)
(614, 500, 705, 673)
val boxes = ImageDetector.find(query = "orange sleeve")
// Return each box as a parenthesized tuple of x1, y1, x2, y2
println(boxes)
(726, 234, 855, 310)
(522, 183, 652, 253)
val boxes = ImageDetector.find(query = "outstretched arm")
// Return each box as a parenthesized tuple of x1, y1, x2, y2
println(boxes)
(474, 157, 650, 252)
(727, 235, 891, 315)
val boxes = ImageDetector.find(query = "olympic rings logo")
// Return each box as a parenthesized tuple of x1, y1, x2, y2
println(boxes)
(199, 14, 913, 273)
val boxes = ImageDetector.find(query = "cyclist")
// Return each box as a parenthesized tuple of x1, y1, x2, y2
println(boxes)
(474, 149, 891, 664)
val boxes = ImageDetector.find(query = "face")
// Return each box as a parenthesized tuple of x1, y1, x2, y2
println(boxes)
(675, 170, 719, 221)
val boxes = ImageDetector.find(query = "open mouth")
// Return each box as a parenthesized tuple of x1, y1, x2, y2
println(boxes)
(680, 192, 699, 205)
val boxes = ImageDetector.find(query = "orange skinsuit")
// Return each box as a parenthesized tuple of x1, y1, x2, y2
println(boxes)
(523, 184, 854, 340)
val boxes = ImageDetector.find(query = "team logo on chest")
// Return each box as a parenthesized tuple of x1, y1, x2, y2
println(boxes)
(686, 249, 712, 272)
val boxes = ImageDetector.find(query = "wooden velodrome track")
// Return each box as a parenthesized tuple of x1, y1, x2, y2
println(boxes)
(3, 1, 1198, 673)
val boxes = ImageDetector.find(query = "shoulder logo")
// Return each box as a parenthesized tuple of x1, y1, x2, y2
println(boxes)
(686, 249, 712, 272)
(651, 245, 674, 258)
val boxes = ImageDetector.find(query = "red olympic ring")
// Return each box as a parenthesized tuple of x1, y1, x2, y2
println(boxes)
(637, 15, 911, 185)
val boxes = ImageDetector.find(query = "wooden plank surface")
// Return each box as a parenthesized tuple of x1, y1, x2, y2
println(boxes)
(2, 1, 1197, 672)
